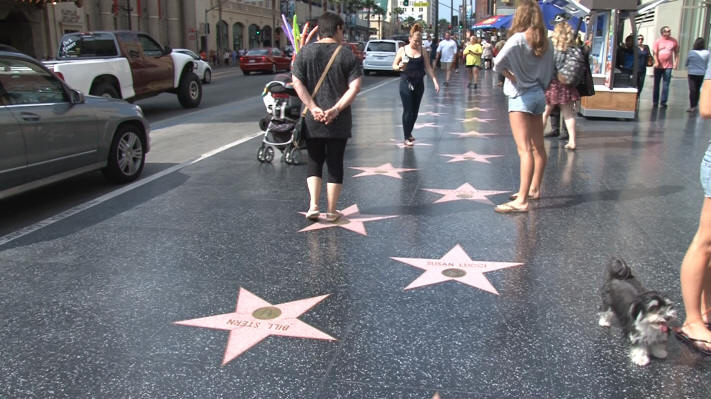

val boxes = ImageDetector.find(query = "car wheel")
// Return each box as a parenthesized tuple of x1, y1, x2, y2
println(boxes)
(203, 69, 212, 84)
(177, 72, 202, 108)
(90, 82, 120, 98)
(363, 69, 371, 76)
(243, 70, 250, 75)
(271, 63, 277, 74)
(102, 124, 145, 183)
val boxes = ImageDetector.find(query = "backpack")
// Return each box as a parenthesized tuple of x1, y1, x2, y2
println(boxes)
(556, 46, 586, 87)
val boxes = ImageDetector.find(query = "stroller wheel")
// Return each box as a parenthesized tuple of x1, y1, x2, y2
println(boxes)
(264, 146, 275, 163)
(257, 145, 266, 162)
(284, 147, 293, 164)
(287, 147, 300, 165)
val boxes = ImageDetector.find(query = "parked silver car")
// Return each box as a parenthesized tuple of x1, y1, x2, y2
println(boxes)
(362, 39, 404, 75)
(0, 51, 150, 200)
(173, 48, 212, 84)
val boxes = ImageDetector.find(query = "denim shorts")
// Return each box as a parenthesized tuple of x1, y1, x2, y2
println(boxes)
(700, 143, 711, 197)
(508, 86, 546, 115)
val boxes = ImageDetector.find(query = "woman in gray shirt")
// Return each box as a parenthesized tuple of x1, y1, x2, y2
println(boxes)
(492, 0, 553, 213)
(292, 12, 363, 222)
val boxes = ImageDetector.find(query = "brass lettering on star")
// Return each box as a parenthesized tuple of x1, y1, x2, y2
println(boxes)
(442, 268, 467, 278)
(226, 319, 261, 328)
(456, 193, 473, 199)
(252, 306, 282, 320)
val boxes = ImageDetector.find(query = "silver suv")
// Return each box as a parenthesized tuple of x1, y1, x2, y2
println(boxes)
(363, 39, 405, 75)
(0, 51, 150, 200)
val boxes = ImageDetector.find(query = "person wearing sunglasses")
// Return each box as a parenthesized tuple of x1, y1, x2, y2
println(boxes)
(651, 26, 679, 108)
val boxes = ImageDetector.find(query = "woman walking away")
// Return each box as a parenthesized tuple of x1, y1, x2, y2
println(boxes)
(492, 0, 553, 214)
(685, 37, 709, 113)
(636, 35, 651, 96)
(541, 21, 580, 151)
(674, 55, 711, 355)
(292, 12, 363, 222)
(392, 24, 440, 146)
(463, 36, 483, 88)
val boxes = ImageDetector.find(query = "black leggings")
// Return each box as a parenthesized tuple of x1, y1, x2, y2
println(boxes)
(689, 74, 704, 108)
(306, 138, 348, 184)
(399, 78, 425, 140)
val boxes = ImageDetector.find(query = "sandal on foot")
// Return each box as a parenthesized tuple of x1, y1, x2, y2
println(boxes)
(305, 208, 320, 221)
(494, 203, 529, 214)
(564, 144, 576, 150)
(325, 211, 342, 222)
(404, 139, 414, 147)
(673, 327, 711, 356)
(509, 193, 540, 201)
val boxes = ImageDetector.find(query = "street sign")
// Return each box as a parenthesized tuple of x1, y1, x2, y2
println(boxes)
(413, 2, 429, 6)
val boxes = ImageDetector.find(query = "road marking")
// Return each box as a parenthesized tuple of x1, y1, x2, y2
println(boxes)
(0, 77, 397, 247)
(0, 132, 261, 247)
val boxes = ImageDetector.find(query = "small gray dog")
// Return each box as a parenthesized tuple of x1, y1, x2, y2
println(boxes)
(598, 259, 676, 366)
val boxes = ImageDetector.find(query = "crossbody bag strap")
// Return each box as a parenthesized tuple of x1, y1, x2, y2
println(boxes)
(301, 45, 343, 117)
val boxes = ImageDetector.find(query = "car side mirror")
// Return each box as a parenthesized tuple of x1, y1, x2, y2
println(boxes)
(70, 89, 85, 104)
(163, 45, 172, 55)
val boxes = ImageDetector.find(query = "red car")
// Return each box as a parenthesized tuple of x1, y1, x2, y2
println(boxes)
(239, 48, 291, 75)
(344, 42, 364, 64)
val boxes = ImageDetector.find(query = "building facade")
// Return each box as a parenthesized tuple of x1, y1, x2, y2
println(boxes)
(0, 0, 371, 61)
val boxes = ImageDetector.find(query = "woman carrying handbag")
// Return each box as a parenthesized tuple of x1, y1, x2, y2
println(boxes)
(292, 12, 363, 223)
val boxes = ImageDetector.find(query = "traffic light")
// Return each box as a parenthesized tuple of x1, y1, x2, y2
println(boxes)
(256, 29, 261, 36)
(448, 25, 452, 30)
(403, 0, 408, 5)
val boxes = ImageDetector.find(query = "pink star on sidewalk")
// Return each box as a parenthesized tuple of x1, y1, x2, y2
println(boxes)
(465, 107, 492, 112)
(413, 122, 440, 129)
(418, 111, 444, 117)
(391, 244, 523, 294)
(299, 204, 397, 236)
(422, 183, 509, 204)
(388, 139, 432, 148)
(174, 288, 335, 366)
(459, 116, 494, 123)
(350, 162, 418, 179)
(440, 151, 503, 164)
(449, 130, 497, 139)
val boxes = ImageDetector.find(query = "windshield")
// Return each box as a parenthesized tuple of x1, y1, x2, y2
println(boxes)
(58, 33, 119, 59)
(246, 49, 269, 56)
(366, 42, 396, 52)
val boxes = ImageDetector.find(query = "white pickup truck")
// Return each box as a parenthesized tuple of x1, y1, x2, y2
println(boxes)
(44, 31, 202, 108)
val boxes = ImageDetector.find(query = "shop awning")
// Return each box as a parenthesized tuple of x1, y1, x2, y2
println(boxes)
(471, 15, 513, 30)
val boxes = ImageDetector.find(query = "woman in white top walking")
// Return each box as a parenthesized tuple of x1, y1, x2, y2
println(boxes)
(492, 0, 554, 213)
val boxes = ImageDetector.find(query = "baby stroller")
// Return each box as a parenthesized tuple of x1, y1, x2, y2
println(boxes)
(257, 76, 303, 164)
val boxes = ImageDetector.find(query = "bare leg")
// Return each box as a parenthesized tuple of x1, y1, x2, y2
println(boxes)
(680, 197, 711, 346)
(473, 67, 479, 86)
(445, 65, 451, 83)
(541, 104, 553, 132)
(502, 112, 545, 209)
(528, 116, 547, 197)
(306, 176, 321, 212)
(326, 183, 342, 215)
(560, 102, 577, 149)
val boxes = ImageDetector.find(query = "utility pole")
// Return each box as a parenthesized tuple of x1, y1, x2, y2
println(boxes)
(434, 0, 438, 39)
(126, 0, 132, 30)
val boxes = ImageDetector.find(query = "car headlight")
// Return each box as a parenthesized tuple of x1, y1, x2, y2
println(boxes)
(135, 105, 143, 115)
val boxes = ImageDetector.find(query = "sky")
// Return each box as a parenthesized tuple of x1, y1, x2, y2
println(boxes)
(437, 0, 466, 24)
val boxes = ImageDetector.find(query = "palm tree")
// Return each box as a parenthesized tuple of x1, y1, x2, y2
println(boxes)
(392, 7, 405, 34)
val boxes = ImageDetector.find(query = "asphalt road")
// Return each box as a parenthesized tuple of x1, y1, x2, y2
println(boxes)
(0, 70, 397, 237)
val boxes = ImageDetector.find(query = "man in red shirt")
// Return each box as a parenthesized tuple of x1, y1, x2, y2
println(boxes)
(651, 26, 679, 108)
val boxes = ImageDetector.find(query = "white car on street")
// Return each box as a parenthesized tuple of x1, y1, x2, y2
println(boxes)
(173, 48, 212, 84)
(363, 39, 404, 75)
